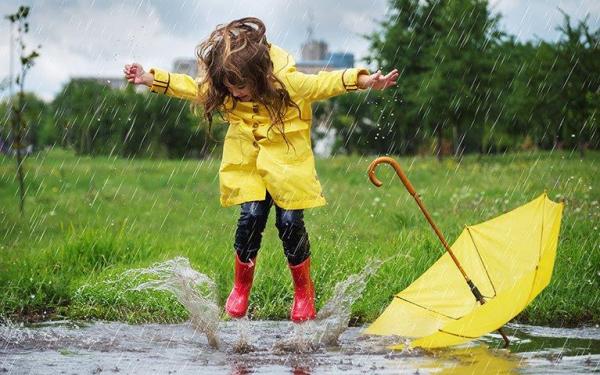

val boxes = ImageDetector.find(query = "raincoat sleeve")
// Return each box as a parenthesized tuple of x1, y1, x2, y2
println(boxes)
(148, 67, 201, 101)
(283, 67, 369, 102)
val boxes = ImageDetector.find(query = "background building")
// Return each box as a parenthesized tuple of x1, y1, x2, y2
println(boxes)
(296, 27, 355, 73)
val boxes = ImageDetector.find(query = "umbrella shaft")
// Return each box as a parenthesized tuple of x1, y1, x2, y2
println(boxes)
(410, 192, 472, 282)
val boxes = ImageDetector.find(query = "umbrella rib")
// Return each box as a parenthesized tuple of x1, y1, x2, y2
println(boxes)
(437, 329, 479, 340)
(537, 197, 546, 266)
(466, 226, 497, 298)
(527, 196, 547, 303)
(395, 296, 461, 320)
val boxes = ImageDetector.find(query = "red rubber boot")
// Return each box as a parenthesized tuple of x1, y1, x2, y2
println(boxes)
(289, 257, 316, 322)
(225, 254, 256, 318)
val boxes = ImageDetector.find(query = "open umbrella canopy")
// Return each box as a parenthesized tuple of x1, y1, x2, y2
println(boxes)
(364, 193, 564, 349)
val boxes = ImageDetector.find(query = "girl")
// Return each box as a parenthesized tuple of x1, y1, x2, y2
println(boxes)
(124, 17, 398, 322)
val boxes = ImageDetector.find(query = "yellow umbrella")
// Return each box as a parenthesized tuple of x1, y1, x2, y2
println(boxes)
(364, 157, 564, 349)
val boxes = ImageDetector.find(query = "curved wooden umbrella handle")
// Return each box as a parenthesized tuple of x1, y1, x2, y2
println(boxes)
(368, 156, 418, 197)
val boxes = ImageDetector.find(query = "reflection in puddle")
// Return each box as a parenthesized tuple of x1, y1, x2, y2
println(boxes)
(418, 346, 520, 374)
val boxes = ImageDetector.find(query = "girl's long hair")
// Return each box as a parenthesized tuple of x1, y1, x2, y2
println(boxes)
(194, 17, 298, 142)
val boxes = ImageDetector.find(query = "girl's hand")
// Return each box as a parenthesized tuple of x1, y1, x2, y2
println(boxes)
(123, 63, 153, 87)
(358, 69, 399, 91)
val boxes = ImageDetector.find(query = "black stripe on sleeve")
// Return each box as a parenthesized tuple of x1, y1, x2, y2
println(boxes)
(341, 69, 348, 89)
(163, 72, 171, 94)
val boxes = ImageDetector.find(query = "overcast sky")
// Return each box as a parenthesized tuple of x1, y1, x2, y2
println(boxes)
(1, 0, 598, 101)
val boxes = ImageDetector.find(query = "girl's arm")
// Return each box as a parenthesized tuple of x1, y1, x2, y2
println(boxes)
(282, 67, 398, 102)
(123, 63, 200, 101)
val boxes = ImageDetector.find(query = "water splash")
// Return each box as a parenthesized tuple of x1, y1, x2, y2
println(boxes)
(274, 258, 383, 353)
(315, 258, 383, 345)
(0, 320, 119, 351)
(273, 321, 321, 353)
(121, 257, 221, 348)
(230, 317, 256, 354)
(111, 256, 387, 353)
(0, 319, 72, 348)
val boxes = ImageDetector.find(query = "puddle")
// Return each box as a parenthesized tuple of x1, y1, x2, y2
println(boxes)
(1, 320, 598, 374)
(1, 257, 598, 373)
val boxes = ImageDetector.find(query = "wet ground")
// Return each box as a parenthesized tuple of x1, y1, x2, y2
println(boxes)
(3, 258, 598, 373)
(1, 320, 598, 374)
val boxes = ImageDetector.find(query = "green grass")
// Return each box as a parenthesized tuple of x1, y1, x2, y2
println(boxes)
(1, 148, 598, 326)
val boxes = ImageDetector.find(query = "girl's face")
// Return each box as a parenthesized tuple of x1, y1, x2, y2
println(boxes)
(225, 83, 253, 102)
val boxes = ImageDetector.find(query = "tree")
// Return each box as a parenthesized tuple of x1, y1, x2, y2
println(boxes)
(365, 0, 439, 156)
(360, 0, 600, 158)
(363, 0, 503, 159)
(5, 5, 41, 215)
(51, 80, 212, 159)
(554, 11, 599, 155)
(416, 0, 502, 159)
(503, 13, 599, 154)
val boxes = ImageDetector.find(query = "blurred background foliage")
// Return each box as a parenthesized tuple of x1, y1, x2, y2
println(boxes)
(1, 0, 598, 160)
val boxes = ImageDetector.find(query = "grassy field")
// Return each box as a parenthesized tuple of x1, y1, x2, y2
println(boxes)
(1, 148, 598, 327)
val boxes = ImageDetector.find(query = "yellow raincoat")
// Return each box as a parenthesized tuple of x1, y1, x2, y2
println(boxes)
(149, 44, 368, 209)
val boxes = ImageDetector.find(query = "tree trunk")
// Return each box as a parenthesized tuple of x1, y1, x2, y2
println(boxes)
(452, 126, 466, 162)
(12, 105, 26, 215)
(436, 125, 443, 162)
(578, 139, 586, 158)
(452, 125, 458, 157)
(15, 142, 25, 215)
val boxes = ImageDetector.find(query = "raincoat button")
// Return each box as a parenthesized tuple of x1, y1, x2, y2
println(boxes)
(253, 123, 258, 129)
(253, 141, 258, 147)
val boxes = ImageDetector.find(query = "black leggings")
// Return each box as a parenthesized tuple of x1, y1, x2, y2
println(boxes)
(234, 191, 310, 266)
